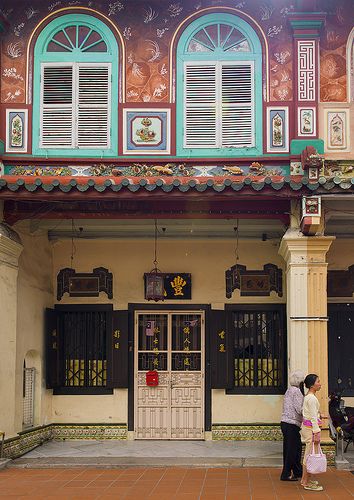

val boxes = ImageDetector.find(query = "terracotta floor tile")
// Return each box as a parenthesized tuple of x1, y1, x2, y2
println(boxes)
(149, 496, 177, 500)
(99, 496, 126, 500)
(200, 495, 226, 500)
(0, 466, 352, 500)
(110, 479, 137, 487)
(174, 495, 200, 500)
(226, 496, 251, 500)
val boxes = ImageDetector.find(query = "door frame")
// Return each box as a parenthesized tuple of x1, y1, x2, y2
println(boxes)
(128, 303, 211, 435)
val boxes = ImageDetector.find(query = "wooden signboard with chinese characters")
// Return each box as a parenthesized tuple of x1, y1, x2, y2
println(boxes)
(164, 273, 191, 299)
(225, 264, 282, 298)
(144, 273, 192, 300)
(57, 267, 113, 301)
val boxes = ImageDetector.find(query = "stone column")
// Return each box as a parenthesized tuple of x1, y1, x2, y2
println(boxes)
(0, 223, 23, 438)
(279, 229, 334, 414)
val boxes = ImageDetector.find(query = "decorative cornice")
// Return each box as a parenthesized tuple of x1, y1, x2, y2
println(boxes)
(279, 230, 335, 264)
(0, 175, 353, 198)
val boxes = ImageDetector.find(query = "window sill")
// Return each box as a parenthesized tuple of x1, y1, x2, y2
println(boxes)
(53, 387, 113, 395)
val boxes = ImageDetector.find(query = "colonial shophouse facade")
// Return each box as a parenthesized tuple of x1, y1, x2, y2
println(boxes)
(0, 0, 353, 456)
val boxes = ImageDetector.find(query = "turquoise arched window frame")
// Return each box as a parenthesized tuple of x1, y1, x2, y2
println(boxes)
(176, 13, 263, 157)
(32, 13, 118, 157)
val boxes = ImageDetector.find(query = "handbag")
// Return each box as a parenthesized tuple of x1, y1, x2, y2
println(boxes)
(306, 440, 327, 474)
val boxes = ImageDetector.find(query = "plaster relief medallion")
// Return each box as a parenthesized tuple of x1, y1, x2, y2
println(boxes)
(134, 116, 158, 144)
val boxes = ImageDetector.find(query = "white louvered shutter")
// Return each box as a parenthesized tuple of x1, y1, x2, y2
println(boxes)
(41, 64, 74, 147)
(184, 63, 217, 148)
(221, 63, 254, 148)
(77, 64, 110, 148)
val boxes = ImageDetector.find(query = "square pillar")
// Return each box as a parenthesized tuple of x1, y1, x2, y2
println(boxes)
(279, 229, 334, 414)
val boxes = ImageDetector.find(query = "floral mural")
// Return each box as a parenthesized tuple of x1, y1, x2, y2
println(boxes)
(0, 0, 352, 104)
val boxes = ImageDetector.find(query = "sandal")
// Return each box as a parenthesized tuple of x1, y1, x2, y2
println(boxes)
(301, 480, 319, 486)
(303, 484, 323, 491)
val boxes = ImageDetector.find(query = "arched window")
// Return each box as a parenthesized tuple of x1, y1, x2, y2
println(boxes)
(176, 13, 263, 157)
(32, 14, 119, 157)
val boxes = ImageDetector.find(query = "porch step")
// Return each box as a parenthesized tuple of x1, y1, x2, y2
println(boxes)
(10, 456, 283, 468)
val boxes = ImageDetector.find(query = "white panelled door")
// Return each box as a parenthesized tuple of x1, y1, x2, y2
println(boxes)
(134, 311, 204, 440)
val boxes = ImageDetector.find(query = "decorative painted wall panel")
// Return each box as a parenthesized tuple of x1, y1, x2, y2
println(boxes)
(297, 41, 316, 101)
(298, 107, 316, 137)
(324, 109, 349, 151)
(123, 108, 171, 154)
(5, 109, 28, 152)
(266, 106, 289, 152)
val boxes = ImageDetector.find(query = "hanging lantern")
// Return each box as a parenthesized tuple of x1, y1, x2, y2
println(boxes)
(144, 270, 165, 301)
(144, 219, 165, 301)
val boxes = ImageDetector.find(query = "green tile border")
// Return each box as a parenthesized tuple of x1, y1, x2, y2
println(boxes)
(212, 424, 283, 441)
(3, 423, 128, 459)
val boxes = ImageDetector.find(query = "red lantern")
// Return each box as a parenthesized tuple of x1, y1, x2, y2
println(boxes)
(146, 370, 159, 386)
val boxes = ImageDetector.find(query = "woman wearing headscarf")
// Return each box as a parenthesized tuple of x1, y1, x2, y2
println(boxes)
(280, 370, 305, 481)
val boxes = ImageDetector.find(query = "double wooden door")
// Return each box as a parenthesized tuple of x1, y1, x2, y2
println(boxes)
(134, 311, 204, 439)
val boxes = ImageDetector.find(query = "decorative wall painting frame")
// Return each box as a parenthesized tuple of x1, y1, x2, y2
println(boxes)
(5, 109, 28, 153)
(266, 107, 289, 153)
(298, 107, 316, 137)
(123, 108, 171, 155)
(325, 109, 349, 151)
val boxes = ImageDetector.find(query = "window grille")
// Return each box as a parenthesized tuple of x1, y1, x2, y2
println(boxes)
(23, 367, 35, 427)
(60, 310, 108, 388)
(231, 308, 286, 392)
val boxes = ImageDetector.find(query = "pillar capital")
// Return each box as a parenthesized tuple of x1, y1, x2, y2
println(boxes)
(279, 229, 335, 265)
(288, 13, 326, 38)
(0, 224, 23, 268)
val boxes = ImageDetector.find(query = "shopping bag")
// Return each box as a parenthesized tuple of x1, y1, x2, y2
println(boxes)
(306, 442, 327, 474)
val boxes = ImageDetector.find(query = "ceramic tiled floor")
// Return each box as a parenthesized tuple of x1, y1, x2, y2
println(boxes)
(0, 467, 353, 499)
